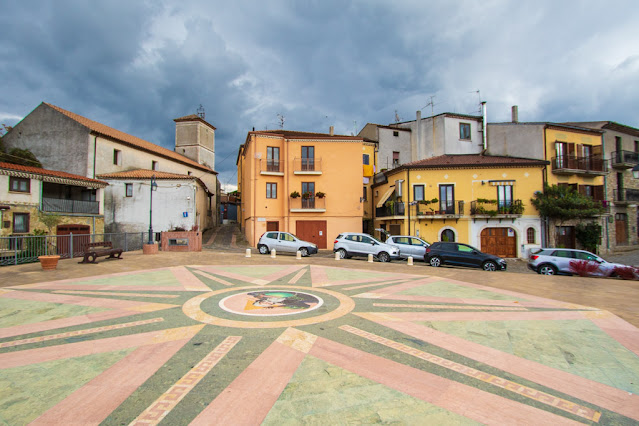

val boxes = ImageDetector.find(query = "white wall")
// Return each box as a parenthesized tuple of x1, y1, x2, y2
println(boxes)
(469, 217, 542, 259)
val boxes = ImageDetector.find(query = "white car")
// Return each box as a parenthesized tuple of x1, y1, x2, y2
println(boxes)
(257, 232, 318, 257)
(528, 248, 629, 277)
(333, 232, 400, 262)
(386, 235, 430, 260)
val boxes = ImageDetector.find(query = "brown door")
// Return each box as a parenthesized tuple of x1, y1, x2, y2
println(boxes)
(555, 226, 576, 249)
(56, 224, 91, 258)
(616, 213, 628, 244)
(480, 227, 517, 258)
(389, 224, 401, 236)
(266, 221, 279, 231)
(295, 220, 327, 249)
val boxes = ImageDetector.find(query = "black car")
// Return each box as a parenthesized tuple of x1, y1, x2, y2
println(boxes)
(425, 242, 507, 271)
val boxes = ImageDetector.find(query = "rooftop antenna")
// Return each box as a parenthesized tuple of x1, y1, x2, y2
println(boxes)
(277, 113, 285, 129)
(422, 95, 436, 117)
(197, 104, 205, 119)
(469, 90, 482, 114)
(394, 110, 401, 123)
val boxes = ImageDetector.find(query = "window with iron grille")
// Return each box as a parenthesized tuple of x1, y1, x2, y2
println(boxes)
(527, 227, 535, 244)
(13, 213, 29, 233)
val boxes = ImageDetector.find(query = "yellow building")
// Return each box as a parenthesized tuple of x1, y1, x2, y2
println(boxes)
(237, 130, 365, 249)
(372, 154, 548, 258)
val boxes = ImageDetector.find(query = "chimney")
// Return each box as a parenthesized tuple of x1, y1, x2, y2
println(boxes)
(511, 105, 519, 123)
(329, 126, 334, 136)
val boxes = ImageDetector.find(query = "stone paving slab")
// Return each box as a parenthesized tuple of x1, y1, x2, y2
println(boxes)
(0, 259, 638, 424)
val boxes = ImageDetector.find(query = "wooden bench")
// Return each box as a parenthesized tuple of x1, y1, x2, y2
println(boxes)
(79, 241, 123, 264)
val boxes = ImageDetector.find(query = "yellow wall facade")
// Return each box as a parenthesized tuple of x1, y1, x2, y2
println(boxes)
(544, 128, 605, 187)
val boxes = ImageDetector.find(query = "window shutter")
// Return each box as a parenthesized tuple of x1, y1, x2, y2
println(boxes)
(594, 185, 604, 201)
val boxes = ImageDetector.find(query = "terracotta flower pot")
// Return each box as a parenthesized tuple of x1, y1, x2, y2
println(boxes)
(38, 255, 60, 271)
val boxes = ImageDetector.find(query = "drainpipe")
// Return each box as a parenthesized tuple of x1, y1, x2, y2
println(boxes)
(601, 132, 610, 253)
(407, 168, 411, 235)
(93, 136, 97, 179)
(252, 135, 257, 246)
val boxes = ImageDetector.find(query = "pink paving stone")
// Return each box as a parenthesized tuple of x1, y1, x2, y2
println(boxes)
(365, 314, 639, 421)
(31, 340, 189, 425)
(191, 340, 306, 425)
(169, 266, 212, 291)
(308, 336, 579, 425)
(259, 265, 305, 282)
(309, 265, 329, 285)
(1, 289, 159, 309)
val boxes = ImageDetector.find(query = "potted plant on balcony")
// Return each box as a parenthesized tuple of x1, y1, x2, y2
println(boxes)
(302, 191, 313, 199)
(315, 191, 326, 198)
(290, 191, 300, 198)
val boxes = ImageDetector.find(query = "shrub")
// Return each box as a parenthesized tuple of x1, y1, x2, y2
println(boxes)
(568, 260, 600, 277)
(612, 265, 639, 280)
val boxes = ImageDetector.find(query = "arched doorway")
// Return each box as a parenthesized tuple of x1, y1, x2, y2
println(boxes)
(481, 227, 517, 258)
(441, 229, 455, 242)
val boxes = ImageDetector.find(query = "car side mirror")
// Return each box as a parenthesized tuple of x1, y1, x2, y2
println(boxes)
(472, 250, 479, 255)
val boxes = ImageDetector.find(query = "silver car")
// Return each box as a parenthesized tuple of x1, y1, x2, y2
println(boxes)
(528, 248, 627, 277)
(257, 232, 318, 257)
(333, 232, 400, 262)
(386, 236, 430, 260)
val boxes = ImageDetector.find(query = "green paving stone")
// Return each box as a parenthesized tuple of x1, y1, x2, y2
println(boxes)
(262, 355, 479, 425)
(66, 270, 178, 287)
(422, 319, 639, 394)
(323, 267, 396, 283)
(213, 266, 290, 279)
(401, 280, 525, 301)
(0, 298, 108, 328)
(0, 348, 134, 425)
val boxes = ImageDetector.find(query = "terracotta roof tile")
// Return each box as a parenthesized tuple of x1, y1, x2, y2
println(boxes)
(0, 162, 108, 185)
(96, 169, 195, 180)
(402, 154, 549, 169)
(251, 129, 362, 140)
(44, 103, 216, 172)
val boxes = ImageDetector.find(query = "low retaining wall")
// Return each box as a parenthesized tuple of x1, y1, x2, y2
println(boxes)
(161, 231, 202, 252)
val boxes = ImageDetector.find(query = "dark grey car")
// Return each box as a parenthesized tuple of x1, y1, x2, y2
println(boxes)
(425, 242, 507, 271)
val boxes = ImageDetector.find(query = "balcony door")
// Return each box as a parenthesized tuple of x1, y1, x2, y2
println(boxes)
(302, 182, 315, 208)
(439, 185, 455, 214)
(497, 185, 513, 209)
(555, 142, 575, 168)
(302, 146, 315, 171)
(267, 147, 280, 172)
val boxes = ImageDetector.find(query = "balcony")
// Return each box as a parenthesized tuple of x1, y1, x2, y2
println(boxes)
(470, 200, 523, 221)
(290, 196, 326, 212)
(611, 150, 639, 169)
(551, 155, 608, 175)
(293, 158, 322, 175)
(42, 197, 100, 214)
(376, 202, 405, 218)
(412, 200, 464, 221)
(613, 188, 639, 205)
(260, 159, 283, 175)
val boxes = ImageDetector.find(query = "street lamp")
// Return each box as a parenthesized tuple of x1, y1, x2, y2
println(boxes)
(148, 175, 158, 244)
(632, 164, 639, 179)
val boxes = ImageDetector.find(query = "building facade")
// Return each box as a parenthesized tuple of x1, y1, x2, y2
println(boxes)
(237, 130, 365, 250)
(371, 155, 547, 258)
(2, 103, 218, 233)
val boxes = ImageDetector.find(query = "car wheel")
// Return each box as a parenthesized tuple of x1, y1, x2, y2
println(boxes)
(482, 261, 497, 271)
(378, 251, 390, 262)
(299, 247, 309, 257)
(429, 256, 442, 267)
(258, 244, 269, 255)
(538, 264, 557, 275)
(337, 248, 347, 259)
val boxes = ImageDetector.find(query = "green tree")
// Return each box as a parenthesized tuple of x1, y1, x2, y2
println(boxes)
(37, 211, 63, 234)
(531, 184, 605, 247)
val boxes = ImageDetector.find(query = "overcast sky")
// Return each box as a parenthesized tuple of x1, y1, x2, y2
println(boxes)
(2, 0, 638, 190)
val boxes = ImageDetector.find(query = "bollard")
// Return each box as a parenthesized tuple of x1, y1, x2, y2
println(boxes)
(245, 248, 251, 258)
(368, 254, 374, 263)
(407, 256, 414, 266)
(271, 249, 276, 259)
(335, 252, 340, 260)
(296, 250, 302, 259)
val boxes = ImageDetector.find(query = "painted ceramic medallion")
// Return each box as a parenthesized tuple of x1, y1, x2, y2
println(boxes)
(219, 290, 323, 316)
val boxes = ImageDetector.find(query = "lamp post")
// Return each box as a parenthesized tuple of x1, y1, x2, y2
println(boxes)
(148, 175, 158, 244)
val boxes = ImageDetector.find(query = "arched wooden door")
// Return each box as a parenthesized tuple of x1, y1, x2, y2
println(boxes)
(480, 227, 517, 258)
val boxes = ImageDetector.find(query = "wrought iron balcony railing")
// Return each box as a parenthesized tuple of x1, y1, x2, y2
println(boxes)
(613, 188, 639, 203)
(470, 199, 523, 216)
(42, 197, 100, 214)
(611, 150, 639, 168)
(551, 155, 608, 174)
(376, 202, 405, 218)
(293, 157, 322, 173)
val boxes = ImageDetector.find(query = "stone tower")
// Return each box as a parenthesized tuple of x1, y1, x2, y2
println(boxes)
(174, 114, 216, 170)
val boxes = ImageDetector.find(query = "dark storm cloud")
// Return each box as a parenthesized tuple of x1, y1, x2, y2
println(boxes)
(2, 0, 639, 189)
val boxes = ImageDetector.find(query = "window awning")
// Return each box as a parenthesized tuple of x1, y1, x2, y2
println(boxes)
(489, 180, 515, 186)
(376, 186, 395, 208)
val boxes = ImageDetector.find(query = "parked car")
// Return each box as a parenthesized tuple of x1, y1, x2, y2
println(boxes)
(386, 236, 430, 260)
(425, 242, 507, 271)
(257, 232, 318, 257)
(333, 232, 400, 262)
(528, 248, 628, 277)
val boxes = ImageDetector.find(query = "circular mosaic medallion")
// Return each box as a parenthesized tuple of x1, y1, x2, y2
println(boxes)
(219, 290, 323, 316)
(183, 285, 355, 329)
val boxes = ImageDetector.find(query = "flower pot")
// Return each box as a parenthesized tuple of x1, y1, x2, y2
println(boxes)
(38, 255, 60, 271)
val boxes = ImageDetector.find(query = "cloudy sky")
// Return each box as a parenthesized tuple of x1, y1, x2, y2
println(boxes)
(2, 0, 638, 190)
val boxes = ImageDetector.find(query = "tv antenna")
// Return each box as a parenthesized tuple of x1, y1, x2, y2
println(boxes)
(196, 104, 205, 119)
(277, 113, 285, 129)
(422, 95, 436, 117)
(469, 90, 482, 114)
(394, 110, 402, 123)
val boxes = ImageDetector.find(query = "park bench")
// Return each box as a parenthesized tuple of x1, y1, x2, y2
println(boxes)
(79, 241, 123, 264)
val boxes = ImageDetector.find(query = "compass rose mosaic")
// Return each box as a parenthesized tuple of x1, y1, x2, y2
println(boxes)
(0, 264, 638, 424)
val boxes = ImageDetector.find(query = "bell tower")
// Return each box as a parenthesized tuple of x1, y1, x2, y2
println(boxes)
(174, 106, 216, 170)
